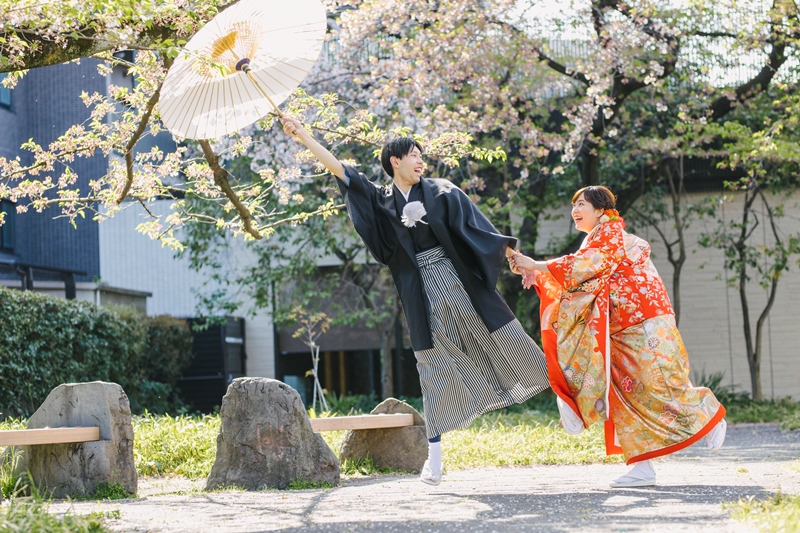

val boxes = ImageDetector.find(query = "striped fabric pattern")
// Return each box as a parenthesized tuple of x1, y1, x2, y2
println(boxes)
(415, 246, 550, 438)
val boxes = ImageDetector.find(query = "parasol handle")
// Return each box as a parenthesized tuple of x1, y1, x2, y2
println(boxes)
(240, 64, 284, 119)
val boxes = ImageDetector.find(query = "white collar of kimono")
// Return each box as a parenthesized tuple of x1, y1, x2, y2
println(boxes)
(394, 183, 413, 201)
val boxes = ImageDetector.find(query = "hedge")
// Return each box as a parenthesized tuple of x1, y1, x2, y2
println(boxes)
(0, 286, 193, 418)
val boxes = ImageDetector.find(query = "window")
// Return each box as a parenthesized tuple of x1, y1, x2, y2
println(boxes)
(0, 73, 10, 108)
(0, 200, 15, 251)
(111, 50, 137, 89)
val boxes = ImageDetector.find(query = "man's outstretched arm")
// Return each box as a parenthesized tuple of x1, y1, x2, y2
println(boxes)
(281, 117, 346, 181)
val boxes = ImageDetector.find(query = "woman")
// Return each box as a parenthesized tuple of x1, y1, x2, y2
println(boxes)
(509, 186, 726, 488)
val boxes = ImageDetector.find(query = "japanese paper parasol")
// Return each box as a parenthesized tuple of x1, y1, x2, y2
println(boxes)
(159, 0, 327, 140)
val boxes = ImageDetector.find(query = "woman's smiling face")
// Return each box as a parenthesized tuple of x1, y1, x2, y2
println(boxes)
(571, 192, 604, 233)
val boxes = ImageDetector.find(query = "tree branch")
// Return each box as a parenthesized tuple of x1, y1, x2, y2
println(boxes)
(744, 211, 761, 241)
(0, 26, 171, 73)
(693, 31, 739, 38)
(39, 196, 104, 207)
(709, 0, 789, 120)
(591, 2, 606, 41)
(137, 197, 157, 219)
(485, 17, 590, 84)
(117, 81, 164, 204)
(197, 139, 262, 240)
(0, 2, 238, 73)
(631, 206, 675, 262)
(535, 47, 591, 85)
(307, 124, 381, 146)
(257, 203, 344, 232)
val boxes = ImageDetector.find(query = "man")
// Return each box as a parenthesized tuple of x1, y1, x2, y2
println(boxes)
(281, 117, 549, 485)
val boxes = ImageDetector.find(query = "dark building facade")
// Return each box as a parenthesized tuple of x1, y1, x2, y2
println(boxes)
(0, 61, 109, 281)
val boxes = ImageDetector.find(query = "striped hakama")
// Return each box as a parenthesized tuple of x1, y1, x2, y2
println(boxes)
(415, 246, 550, 438)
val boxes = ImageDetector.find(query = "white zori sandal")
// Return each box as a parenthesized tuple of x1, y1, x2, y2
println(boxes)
(419, 459, 441, 486)
(610, 460, 656, 488)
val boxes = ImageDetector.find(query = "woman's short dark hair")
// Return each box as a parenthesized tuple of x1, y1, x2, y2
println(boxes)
(572, 185, 616, 210)
(380, 137, 423, 177)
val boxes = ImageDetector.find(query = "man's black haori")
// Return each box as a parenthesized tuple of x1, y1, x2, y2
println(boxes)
(337, 164, 517, 351)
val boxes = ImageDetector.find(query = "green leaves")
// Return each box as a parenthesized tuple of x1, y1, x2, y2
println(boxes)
(471, 146, 507, 164)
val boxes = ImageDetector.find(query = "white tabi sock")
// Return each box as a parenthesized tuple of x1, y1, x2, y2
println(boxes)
(707, 419, 727, 452)
(628, 459, 656, 480)
(428, 441, 442, 475)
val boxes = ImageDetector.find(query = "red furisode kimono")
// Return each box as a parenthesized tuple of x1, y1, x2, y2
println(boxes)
(527, 217, 725, 464)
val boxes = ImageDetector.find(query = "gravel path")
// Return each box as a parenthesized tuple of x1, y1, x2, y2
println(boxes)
(53, 423, 799, 532)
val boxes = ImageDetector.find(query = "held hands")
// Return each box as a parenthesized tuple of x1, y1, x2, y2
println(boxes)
(509, 252, 540, 272)
(506, 248, 522, 275)
(507, 250, 545, 290)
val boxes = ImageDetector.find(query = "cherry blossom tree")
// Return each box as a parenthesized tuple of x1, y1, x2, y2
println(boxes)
(0, 0, 501, 247)
(3, 0, 799, 399)
(3, 0, 796, 250)
(327, 0, 798, 235)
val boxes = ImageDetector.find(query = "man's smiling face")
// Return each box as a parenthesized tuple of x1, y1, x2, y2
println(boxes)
(392, 146, 425, 190)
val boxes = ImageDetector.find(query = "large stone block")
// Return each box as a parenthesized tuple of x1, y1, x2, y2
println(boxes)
(205, 378, 340, 491)
(16, 381, 137, 498)
(339, 398, 427, 472)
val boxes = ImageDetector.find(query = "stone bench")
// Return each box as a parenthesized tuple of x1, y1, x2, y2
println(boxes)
(204, 378, 428, 491)
(0, 427, 100, 446)
(3, 382, 137, 498)
(334, 399, 427, 473)
(309, 413, 414, 432)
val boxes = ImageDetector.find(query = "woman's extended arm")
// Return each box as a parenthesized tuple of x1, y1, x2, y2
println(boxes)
(509, 253, 548, 272)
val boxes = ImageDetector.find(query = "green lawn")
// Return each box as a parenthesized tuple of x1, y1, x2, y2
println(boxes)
(1, 393, 797, 533)
(1, 393, 798, 480)
(727, 492, 800, 533)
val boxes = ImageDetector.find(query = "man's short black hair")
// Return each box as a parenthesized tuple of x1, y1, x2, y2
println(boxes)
(380, 137, 423, 178)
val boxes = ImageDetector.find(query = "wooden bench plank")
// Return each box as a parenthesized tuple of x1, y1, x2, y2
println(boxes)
(309, 413, 414, 432)
(0, 427, 100, 446)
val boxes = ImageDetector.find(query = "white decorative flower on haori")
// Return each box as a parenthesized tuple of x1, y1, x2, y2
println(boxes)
(401, 201, 428, 228)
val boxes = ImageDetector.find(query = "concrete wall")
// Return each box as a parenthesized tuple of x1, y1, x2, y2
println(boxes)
(0, 280, 150, 314)
(536, 190, 800, 400)
(97, 201, 276, 378)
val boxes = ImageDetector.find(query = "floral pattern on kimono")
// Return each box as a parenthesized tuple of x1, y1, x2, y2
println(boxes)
(530, 218, 725, 464)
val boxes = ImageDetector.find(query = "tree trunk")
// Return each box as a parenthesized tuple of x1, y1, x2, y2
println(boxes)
(667, 158, 687, 326)
(751, 192, 785, 402)
(738, 258, 761, 400)
(736, 188, 760, 400)
(580, 144, 600, 186)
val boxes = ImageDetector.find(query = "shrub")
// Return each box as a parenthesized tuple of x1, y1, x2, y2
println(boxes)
(142, 315, 194, 386)
(131, 311, 194, 414)
(0, 287, 193, 417)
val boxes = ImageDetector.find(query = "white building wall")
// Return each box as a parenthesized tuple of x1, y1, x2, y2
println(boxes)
(535, 190, 800, 400)
(639, 191, 800, 401)
(98, 201, 275, 378)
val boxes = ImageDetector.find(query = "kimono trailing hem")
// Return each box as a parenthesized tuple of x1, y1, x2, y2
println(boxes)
(621, 405, 726, 464)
